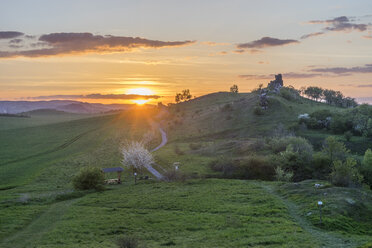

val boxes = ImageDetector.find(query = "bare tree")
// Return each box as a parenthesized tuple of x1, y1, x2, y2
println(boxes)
(121, 141, 154, 174)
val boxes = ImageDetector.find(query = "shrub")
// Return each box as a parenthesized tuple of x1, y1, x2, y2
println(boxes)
(312, 152, 332, 179)
(117, 235, 141, 248)
(279, 142, 313, 181)
(209, 155, 275, 181)
(253, 106, 264, 115)
(162, 170, 188, 182)
(274, 167, 293, 182)
(238, 155, 275, 180)
(330, 158, 363, 187)
(344, 131, 353, 141)
(279, 86, 300, 101)
(322, 136, 349, 163)
(362, 149, 372, 187)
(73, 167, 105, 191)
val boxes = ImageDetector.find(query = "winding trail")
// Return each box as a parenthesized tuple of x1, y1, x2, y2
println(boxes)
(146, 127, 167, 179)
(257, 182, 356, 248)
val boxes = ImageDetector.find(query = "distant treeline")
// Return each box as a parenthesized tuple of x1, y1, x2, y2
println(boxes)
(301, 86, 357, 108)
(0, 113, 30, 118)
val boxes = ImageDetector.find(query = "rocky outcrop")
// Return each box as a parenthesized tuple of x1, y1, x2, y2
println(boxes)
(267, 74, 283, 93)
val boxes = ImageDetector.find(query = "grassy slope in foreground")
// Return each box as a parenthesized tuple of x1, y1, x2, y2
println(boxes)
(2, 179, 317, 248)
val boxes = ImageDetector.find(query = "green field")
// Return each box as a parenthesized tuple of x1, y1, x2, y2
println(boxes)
(1, 94, 372, 247)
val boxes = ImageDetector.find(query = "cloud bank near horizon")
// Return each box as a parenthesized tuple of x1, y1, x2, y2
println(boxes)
(27, 93, 161, 101)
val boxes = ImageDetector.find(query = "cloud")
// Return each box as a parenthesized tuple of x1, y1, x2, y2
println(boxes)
(0, 32, 196, 58)
(300, 32, 325, 39)
(27, 93, 161, 100)
(237, 37, 299, 49)
(308, 16, 368, 32)
(200, 41, 230, 46)
(356, 97, 372, 104)
(309, 64, 372, 74)
(239, 72, 321, 80)
(357, 84, 372, 88)
(0, 31, 24, 39)
(9, 38, 23, 44)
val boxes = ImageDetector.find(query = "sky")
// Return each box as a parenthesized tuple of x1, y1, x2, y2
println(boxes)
(1, 0, 372, 104)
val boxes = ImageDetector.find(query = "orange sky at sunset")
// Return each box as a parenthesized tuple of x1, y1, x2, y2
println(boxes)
(1, 1, 372, 104)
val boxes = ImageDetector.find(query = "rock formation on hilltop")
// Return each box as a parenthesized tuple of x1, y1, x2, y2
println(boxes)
(267, 74, 283, 93)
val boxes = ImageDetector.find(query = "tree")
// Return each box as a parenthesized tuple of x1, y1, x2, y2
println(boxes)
(362, 149, 372, 187)
(121, 141, 154, 174)
(304, 86, 323, 102)
(322, 136, 349, 163)
(230, 84, 239, 93)
(330, 157, 363, 187)
(175, 89, 192, 103)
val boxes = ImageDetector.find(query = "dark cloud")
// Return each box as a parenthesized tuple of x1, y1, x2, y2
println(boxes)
(309, 64, 372, 74)
(0, 31, 24, 39)
(237, 37, 299, 49)
(0, 32, 196, 58)
(300, 32, 324, 39)
(28, 93, 161, 100)
(357, 84, 372, 88)
(239, 72, 320, 80)
(308, 16, 368, 32)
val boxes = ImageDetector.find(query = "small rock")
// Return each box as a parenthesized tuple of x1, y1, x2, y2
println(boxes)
(345, 198, 355, 205)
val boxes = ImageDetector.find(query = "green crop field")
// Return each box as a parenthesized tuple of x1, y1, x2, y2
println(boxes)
(1, 93, 372, 248)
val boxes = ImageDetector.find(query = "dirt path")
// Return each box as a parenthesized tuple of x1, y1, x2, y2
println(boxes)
(145, 127, 167, 179)
(151, 128, 167, 152)
(1, 199, 76, 248)
(257, 182, 356, 248)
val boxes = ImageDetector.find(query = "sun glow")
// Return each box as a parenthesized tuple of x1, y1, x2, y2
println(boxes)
(126, 87, 155, 105)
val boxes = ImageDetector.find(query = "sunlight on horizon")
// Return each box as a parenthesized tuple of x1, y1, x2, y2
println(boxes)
(126, 87, 155, 105)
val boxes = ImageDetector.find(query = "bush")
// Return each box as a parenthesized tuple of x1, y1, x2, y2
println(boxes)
(362, 149, 372, 187)
(73, 167, 105, 191)
(330, 158, 363, 187)
(253, 106, 264, 115)
(117, 235, 141, 248)
(322, 136, 349, 163)
(279, 86, 300, 101)
(344, 131, 353, 141)
(274, 167, 293, 182)
(162, 170, 188, 182)
(209, 155, 275, 181)
(312, 152, 332, 179)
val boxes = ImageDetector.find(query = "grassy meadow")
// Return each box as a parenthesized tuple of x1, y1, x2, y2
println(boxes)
(1, 93, 372, 247)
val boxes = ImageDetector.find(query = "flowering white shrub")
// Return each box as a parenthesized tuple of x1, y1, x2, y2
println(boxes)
(298, 113, 309, 119)
(121, 141, 154, 173)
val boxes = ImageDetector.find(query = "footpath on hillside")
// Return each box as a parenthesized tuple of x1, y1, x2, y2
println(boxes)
(257, 182, 356, 248)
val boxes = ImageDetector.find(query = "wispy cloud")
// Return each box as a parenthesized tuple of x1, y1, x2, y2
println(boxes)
(300, 32, 325, 39)
(237, 37, 299, 49)
(0, 32, 196, 58)
(27, 93, 161, 100)
(309, 64, 372, 74)
(239, 72, 320, 80)
(308, 16, 368, 32)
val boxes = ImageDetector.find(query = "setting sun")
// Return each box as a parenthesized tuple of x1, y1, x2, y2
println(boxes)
(127, 88, 155, 104)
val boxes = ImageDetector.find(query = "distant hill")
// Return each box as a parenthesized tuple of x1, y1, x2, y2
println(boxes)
(0, 100, 133, 114)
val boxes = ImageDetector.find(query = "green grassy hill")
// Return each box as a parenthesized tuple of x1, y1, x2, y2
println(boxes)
(1, 94, 372, 247)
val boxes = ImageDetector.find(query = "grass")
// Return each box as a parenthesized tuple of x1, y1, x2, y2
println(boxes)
(2, 179, 319, 248)
(1, 93, 372, 247)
